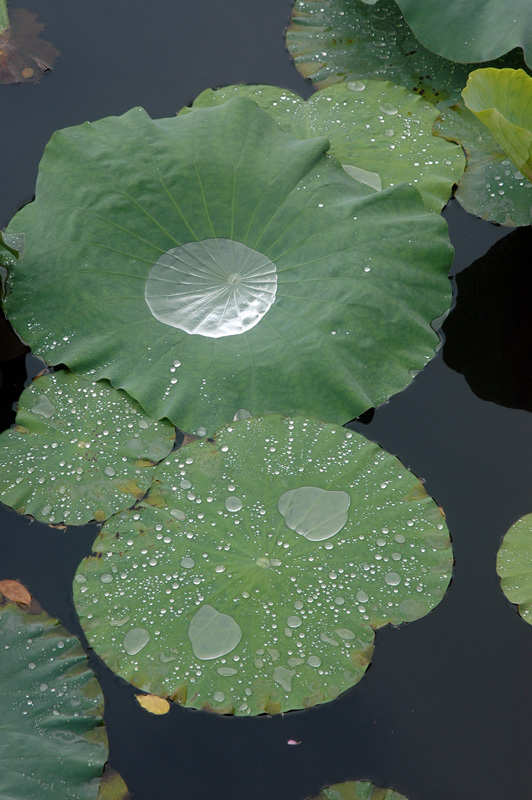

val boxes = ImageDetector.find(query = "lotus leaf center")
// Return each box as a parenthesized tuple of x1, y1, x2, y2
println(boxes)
(144, 238, 278, 338)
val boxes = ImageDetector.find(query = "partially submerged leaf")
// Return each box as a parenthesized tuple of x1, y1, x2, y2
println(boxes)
(497, 513, 532, 622)
(462, 68, 532, 183)
(394, 0, 532, 68)
(5, 99, 453, 433)
(97, 766, 131, 800)
(0, 371, 175, 524)
(0, 599, 108, 799)
(183, 82, 464, 213)
(73, 415, 452, 715)
(135, 694, 171, 715)
(0, 8, 59, 84)
(308, 779, 409, 800)
(0, 578, 32, 605)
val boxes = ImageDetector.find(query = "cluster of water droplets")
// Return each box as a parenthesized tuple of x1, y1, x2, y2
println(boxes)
(0, 371, 174, 524)
(74, 416, 451, 714)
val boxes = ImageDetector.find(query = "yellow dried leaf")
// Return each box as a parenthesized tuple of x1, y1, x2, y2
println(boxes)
(0, 579, 32, 605)
(135, 694, 170, 715)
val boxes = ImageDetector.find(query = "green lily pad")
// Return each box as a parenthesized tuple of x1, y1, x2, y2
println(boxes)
(4, 99, 453, 433)
(394, 0, 532, 68)
(462, 68, 532, 183)
(0, 370, 175, 524)
(497, 513, 532, 621)
(183, 82, 464, 213)
(73, 415, 452, 715)
(308, 779, 408, 800)
(286, 0, 531, 224)
(0, 591, 108, 799)
(435, 105, 532, 225)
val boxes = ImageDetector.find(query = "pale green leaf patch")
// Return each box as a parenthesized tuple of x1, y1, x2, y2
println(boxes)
(497, 512, 532, 622)
(73, 415, 452, 715)
(462, 68, 532, 183)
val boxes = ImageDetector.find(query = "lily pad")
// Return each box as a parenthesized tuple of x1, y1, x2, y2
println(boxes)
(4, 98, 453, 433)
(307, 779, 408, 800)
(286, 0, 531, 224)
(183, 82, 464, 213)
(394, 0, 532, 68)
(462, 68, 532, 183)
(73, 415, 452, 715)
(497, 513, 532, 622)
(0, 8, 59, 84)
(0, 370, 175, 524)
(0, 588, 108, 799)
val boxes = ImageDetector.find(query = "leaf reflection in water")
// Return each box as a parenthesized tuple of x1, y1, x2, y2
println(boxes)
(0, 8, 59, 84)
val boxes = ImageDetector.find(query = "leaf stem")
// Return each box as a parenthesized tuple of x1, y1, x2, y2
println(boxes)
(0, 0, 9, 33)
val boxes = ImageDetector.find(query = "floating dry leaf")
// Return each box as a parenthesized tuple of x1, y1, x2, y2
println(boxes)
(0, 578, 31, 605)
(0, 8, 58, 84)
(135, 694, 171, 715)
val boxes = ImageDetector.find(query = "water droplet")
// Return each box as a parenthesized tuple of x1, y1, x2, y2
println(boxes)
(188, 604, 242, 660)
(123, 628, 150, 655)
(225, 496, 243, 512)
(385, 572, 401, 586)
(181, 557, 195, 568)
(273, 666, 295, 692)
(104, 466, 116, 477)
(217, 667, 238, 676)
(356, 590, 369, 603)
(307, 655, 321, 667)
(100, 573, 114, 584)
(278, 486, 350, 541)
(347, 80, 366, 91)
(213, 691, 225, 703)
(287, 615, 302, 628)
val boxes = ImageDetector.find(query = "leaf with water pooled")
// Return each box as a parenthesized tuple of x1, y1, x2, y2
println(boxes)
(394, 0, 532, 68)
(182, 82, 464, 213)
(73, 415, 452, 715)
(0, 592, 108, 799)
(0, 370, 174, 524)
(5, 98, 453, 433)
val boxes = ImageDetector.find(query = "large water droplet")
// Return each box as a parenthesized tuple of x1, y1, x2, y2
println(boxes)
(225, 496, 243, 512)
(145, 239, 278, 338)
(278, 486, 350, 541)
(273, 666, 296, 692)
(188, 604, 242, 660)
(123, 628, 150, 655)
(385, 572, 401, 586)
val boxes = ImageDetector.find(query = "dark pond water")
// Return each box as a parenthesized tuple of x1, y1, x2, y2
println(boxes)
(2, 1, 532, 798)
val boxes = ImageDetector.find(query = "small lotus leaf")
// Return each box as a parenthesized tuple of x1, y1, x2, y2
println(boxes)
(183, 82, 464, 213)
(4, 99, 453, 433)
(394, 0, 532, 68)
(0, 371, 175, 524)
(0, 9, 59, 85)
(308, 779, 408, 800)
(73, 415, 452, 715)
(497, 513, 532, 622)
(0, 593, 107, 799)
(462, 68, 532, 183)
(287, 0, 531, 224)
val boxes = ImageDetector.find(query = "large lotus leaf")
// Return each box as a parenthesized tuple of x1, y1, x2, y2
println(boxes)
(394, 0, 532, 68)
(435, 105, 532, 225)
(182, 82, 464, 213)
(308, 779, 408, 800)
(4, 99, 453, 434)
(462, 68, 532, 184)
(0, 591, 108, 799)
(497, 513, 532, 622)
(73, 415, 452, 715)
(286, 0, 531, 224)
(0, 371, 175, 525)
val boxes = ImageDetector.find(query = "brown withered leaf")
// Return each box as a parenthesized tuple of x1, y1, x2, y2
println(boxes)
(0, 578, 32, 605)
(0, 8, 59, 84)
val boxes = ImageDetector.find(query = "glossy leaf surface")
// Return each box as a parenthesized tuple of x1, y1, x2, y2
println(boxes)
(0, 371, 174, 524)
(5, 100, 453, 433)
(184, 82, 464, 213)
(497, 513, 532, 622)
(394, 0, 532, 68)
(74, 415, 452, 715)
(0, 593, 107, 799)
